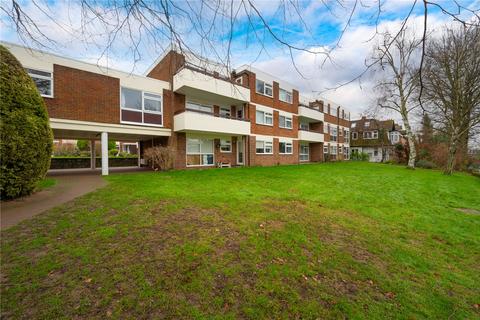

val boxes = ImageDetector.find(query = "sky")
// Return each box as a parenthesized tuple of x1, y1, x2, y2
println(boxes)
(1, 0, 479, 122)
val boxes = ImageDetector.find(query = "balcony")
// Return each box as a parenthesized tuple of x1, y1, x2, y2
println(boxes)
(174, 109, 251, 136)
(298, 105, 324, 122)
(298, 128, 324, 143)
(173, 64, 250, 104)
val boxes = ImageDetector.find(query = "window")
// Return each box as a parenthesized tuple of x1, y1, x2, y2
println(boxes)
(390, 132, 400, 143)
(352, 132, 358, 140)
(299, 122, 309, 130)
(186, 138, 214, 166)
(235, 77, 243, 85)
(330, 145, 337, 154)
(279, 88, 292, 103)
(365, 121, 370, 127)
(186, 101, 213, 113)
(364, 131, 373, 139)
(330, 126, 337, 142)
(121, 87, 163, 125)
(345, 130, 350, 143)
(300, 144, 309, 161)
(220, 139, 232, 152)
(374, 149, 379, 157)
(323, 145, 329, 154)
(220, 107, 231, 118)
(339, 146, 342, 154)
(143, 93, 162, 112)
(352, 122, 357, 128)
(279, 141, 293, 154)
(256, 79, 273, 97)
(373, 130, 379, 139)
(26, 68, 53, 97)
(256, 140, 273, 154)
(256, 110, 273, 126)
(279, 115, 293, 129)
(237, 106, 244, 119)
(121, 87, 142, 110)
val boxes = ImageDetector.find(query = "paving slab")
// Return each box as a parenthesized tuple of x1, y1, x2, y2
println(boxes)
(1, 174, 107, 230)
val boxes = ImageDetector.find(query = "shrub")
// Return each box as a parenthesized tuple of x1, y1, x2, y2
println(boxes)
(76, 139, 90, 151)
(351, 152, 369, 161)
(144, 146, 175, 171)
(53, 143, 79, 156)
(0, 45, 53, 199)
(416, 159, 435, 169)
(109, 149, 118, 157)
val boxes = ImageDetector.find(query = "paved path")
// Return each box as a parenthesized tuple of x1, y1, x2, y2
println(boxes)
(1, 174, 107, 230)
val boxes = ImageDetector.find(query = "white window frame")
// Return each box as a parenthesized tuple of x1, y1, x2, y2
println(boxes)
(26, 68, 53, 98)
(279, 115, 293, 129)
(220, 139, 232, 153)
(363, 131, 373, 139)
(373, 130, 379, 139)
(279, 141, 293, 154)
(330, 145, 337, 155)
(256, 110, 273, 126)
(186, 101, 213, 113)
(186, 138, 214, 167)
(235, 77, 243, 85)
(365, 121, 370, 127)
(256, 79, 273, 97)
(299, 122, 309, 130)
(121, 87, 163, 127)
(352, 132, 358, 140)
(279, 88, 292, 103)
(299, 144, 309, 161)
(256, 140, 273, 154)
(323, 145, 329, 154)
(220, 106, 231, 118)
(330, 126, 338, 142)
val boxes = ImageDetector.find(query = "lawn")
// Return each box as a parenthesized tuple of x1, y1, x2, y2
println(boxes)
(1, 162, 479, 319)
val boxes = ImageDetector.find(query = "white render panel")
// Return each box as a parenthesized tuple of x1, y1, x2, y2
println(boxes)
(298, 130, 324, 143)
(298, 106, 324, 122)
(174, 111, 250, 135)
(4, 42, 169, 95)
(173, 68, 250, 102)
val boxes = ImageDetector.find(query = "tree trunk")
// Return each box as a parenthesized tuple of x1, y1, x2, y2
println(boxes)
(401, 113, 416, 169)
(444, 134, 459, 175)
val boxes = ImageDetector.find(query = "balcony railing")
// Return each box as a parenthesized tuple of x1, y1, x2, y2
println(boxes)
(178, 62, 249, 89)
(174, 108, 250, 122)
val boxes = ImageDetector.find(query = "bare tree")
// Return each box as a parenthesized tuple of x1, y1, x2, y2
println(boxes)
(421, 24, 480, 175)
(373, 28, 421, 169)
(1, 0, 479, 87)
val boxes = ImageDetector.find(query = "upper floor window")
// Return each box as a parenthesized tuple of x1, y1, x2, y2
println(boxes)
(220, 106, 231, 118)
(256, 110, 273, 126)
(187, 101, 212, 113)
(256, 79, 273, 97)
(390, 132, 400, 143)
(364, 131, 377, 139)
(365, 121, 370, 127)
(352, 132, 358, 140)
(235, 77, 243, 85)
(279, 88, 292, 103)
(121, 88, 162, 113)
(26, 68, 53, 97)
(330, 126, 337, 142)
(352, 122, 356, 128)
(279, 115, 292, 129)
(299, 122, 309, 130)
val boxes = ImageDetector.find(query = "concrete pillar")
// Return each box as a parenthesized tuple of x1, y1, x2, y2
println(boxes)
(90, 140, 96, 169)
(101, 132, 109, 176)
(137, 142, 141, 167)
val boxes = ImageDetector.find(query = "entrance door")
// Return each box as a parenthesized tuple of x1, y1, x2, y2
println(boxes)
(237, 137, 244, 165)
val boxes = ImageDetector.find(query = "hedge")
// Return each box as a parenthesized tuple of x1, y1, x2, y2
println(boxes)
(0, 45, 53, 199)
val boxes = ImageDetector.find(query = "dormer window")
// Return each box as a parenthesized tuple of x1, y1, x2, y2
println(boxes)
(256, 79, 273, 97)
(235, 77, 243, 85)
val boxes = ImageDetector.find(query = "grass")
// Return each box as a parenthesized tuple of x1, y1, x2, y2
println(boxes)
(1, 162, 479, 319)
(35, 177, 56, 192)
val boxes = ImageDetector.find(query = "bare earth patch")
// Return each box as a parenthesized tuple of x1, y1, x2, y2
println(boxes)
(456, 208, 480, 215)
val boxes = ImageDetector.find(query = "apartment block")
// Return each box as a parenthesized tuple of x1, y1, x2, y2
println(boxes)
(4, 42, 351, 174)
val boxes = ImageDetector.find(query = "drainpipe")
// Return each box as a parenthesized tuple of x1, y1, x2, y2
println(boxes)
(101, 132, 109, 175)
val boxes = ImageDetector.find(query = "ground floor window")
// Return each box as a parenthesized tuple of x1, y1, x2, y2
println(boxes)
(323, 145, 329, 154)
(279, 141, 293, 154)
(300, 144, 309, 161)
(220, 139, 232, 152)
(256, 140, 273, 154)
(186, 138, 214, 166)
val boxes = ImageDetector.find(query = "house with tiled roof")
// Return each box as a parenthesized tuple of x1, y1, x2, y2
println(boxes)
(350, 117, 404, 162)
